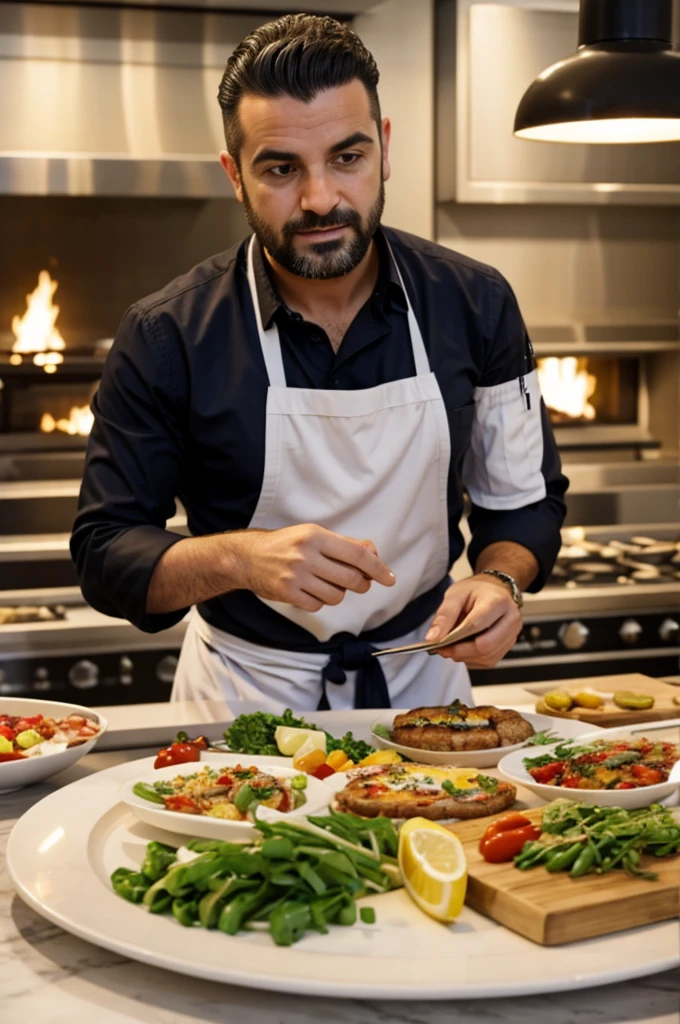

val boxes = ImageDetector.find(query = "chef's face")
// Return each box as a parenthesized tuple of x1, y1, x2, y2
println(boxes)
(221, 80, 391, 279)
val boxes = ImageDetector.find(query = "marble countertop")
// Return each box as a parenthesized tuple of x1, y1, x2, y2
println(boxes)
(2, 686, 680, 1024)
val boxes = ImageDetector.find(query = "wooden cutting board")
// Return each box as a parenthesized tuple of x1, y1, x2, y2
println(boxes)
(448, 807, 680, 946)
(525, 673, 680, 726)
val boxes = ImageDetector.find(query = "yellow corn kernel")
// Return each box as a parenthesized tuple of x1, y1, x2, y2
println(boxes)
(326, 749, 351, 770)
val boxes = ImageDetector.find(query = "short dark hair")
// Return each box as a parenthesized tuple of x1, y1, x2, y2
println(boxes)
(217, 14, 381, 166)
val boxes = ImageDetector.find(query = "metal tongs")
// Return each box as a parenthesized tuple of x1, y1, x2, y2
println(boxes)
(372, 618, 487, 658)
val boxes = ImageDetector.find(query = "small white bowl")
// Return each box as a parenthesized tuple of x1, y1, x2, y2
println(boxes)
(0, 697, 107, 794)
(371, 710, 562, 768)
(119, 754, 333, 841)
(498, 739, 680, 809)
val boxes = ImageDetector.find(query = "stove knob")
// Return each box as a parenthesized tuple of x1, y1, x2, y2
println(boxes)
(69, 659, 99, 690)
(156, 655, 179, 685)
(558, 621, 589, 650)
(619, 619, 643, 645)
(659, 619, 680, 644)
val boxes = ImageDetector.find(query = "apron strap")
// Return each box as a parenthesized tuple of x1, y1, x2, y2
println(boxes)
(246, 235, 287, 388)
(318, 639, 391, 711)
(385, 241, 431, 377)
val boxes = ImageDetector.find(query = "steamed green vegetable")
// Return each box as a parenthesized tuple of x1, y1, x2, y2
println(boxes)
(110, 810, 402, 945)
(514, 801, 680, 880)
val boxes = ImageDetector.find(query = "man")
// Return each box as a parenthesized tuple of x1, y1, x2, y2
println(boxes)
(71, 14, 568, 710)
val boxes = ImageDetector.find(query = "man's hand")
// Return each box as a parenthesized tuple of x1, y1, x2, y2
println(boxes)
(424, 575, 522, 668)
(230, 524, 395, 612)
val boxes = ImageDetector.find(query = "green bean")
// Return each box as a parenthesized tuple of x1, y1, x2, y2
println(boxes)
(141, 841, 177, 882)
(269, 900, 313, 946)
(172, 897, 199, 927)
(545, 843, 582, 873)
(569, 841, 597, 878)
(110, 867, 150, 904)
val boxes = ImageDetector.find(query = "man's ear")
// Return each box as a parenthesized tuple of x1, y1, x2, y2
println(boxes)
(380, 117, 391, 183)
(220, 151, 244, 202)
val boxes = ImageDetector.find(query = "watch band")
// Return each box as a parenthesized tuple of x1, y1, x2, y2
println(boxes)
(475, 569, 524, 609)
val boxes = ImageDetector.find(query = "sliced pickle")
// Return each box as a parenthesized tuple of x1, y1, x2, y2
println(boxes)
(571, 691, 605, 709)
(612, 691, 655, 711)
(543, 690, 574, 712)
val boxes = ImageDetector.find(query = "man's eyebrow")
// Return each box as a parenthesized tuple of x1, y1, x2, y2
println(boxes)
(251, 132, 374, 168)
(329, 132, 374, 154)
(251, 148, 299, 168)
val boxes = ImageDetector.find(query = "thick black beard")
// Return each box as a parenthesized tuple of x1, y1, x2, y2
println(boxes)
(242, 182, 385, 280)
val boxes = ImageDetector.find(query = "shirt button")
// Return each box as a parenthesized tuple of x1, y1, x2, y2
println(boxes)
(331, 377, 343, 388)
(310, 332, 322, 343)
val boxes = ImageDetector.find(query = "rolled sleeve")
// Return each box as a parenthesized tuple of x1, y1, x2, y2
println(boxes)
(70, 305, 190, 631)
(464, 274, 568, 591)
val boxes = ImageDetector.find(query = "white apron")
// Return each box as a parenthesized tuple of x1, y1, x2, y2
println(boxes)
(171, 235, 472, 710)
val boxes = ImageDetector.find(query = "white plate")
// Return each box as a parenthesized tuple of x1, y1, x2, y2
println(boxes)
(498, 737, 680, 809)
(120, 754, 333, 841)
(0, 697, 107, 794)
(7, 757, 679, 999)
(370, 710, 592, 767)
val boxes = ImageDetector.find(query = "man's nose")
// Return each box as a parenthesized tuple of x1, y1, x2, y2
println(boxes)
(299, 171, 339, 215)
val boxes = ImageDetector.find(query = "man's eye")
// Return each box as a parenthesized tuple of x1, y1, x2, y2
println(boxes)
(269, 164, 296, 178)
(335, 153, 361, 166)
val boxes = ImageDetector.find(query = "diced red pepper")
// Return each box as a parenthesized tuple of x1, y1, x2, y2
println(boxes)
(0, 724, 16, 741)
(560, 776, 583, 789)
(630, 764, 664, 786)
(311, 763, 336, 780)
(365, 783, 389, 798)
(216, 774, 235, 787)
(0, 752, 26, 762)
(614, 782, 636, 790)
(164, 794, 201, 813)
(529, 761, 565, 784)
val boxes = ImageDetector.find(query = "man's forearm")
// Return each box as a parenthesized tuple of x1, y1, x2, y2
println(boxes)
(472, 540, 539, 592)
(146, 533, 248, 614)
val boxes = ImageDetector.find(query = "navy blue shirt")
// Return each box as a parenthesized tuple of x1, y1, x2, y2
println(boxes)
(71, 227, 568, 650)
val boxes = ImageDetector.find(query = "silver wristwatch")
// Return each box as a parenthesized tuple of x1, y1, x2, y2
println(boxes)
(476, 569, 524, 609)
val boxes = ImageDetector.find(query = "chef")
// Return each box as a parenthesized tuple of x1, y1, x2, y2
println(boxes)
(71, 13, 568, 711)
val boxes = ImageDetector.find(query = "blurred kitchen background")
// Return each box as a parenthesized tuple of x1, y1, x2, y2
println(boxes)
(0, 0, 679, 701)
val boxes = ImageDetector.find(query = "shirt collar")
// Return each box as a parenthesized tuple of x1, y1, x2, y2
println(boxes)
(249, 227, 408, 331)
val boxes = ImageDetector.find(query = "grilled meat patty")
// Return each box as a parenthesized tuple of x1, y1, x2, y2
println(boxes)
(391, 702, 534, 752)
(335, 764, 517, 820)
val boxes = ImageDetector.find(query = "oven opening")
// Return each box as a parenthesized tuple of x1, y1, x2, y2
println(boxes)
(537, 356, 639, 428)
(1, 269, 103, 450)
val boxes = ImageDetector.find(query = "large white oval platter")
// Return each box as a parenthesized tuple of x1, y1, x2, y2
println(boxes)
(371, 710, 590, 767)
(120, 753, 333, 841)
(7, 755, 679, 999)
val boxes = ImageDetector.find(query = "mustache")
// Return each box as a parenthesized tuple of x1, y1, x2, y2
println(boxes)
(283, 208, 362, 238)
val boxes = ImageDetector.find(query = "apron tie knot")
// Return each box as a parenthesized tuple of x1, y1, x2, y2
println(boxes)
(318, 639, 391, 711)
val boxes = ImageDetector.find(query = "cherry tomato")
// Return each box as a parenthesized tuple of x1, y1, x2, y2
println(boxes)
(311, 763, 336, 780)
(154, 741, 202, 770)
(630, 765, 664, 786)
(0, 724, 16, 742)
(482, 812, 534, 837)
(529, 761, 565, 784)
(560, 776, 583, 789)
(479, 823, 542, 863)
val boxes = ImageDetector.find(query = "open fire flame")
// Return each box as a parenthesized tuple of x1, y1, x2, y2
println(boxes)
(11, 270, 65, 370)
(537, 356, 597, 421)
(40, 405, 94, 437)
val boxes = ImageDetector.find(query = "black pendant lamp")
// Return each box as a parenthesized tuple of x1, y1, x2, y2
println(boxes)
(514, 0, 680, 143)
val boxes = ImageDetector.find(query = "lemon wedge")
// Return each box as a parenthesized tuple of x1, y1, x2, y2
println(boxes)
(274, 726, 325, 757)
(398, 818, 468, 923)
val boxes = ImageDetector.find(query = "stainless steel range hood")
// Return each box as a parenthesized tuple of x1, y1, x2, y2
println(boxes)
(0, 3, 266, 197)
